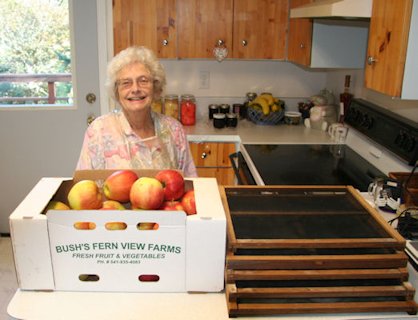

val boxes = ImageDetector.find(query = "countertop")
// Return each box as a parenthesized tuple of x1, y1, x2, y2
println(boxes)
(184, 119, 334, 144)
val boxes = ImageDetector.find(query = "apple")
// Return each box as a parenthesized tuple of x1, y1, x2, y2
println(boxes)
(105, 222, 127, 230)
(45, 200, 70, 211)
(103, 170, 138, 202)
(160, 200, 184, 211)
(155, 169, 185, 201)
(74, 222, 96, 230)
(137, 222, 158, 230)
(130, 177, 164, 210)
(101, 200, 125, 210)
(181, 190, 197, 215)
(67, 180, 103, 210)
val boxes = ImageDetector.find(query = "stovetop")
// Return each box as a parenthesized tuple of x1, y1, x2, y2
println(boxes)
(244, 144, 387, 191)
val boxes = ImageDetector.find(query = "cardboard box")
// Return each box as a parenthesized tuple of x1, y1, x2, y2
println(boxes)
(9, 170, 226, 292)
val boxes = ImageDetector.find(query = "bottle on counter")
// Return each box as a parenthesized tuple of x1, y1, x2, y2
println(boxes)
(180, 94, 196, 126)
(339, 75, 353, 123)
(164, 94, 179, 119)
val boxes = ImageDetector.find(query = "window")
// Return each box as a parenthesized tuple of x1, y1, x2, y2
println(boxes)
(0, 0, 72, 107)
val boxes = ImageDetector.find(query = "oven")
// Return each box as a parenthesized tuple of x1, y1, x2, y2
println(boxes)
(230, 99, 418, 193)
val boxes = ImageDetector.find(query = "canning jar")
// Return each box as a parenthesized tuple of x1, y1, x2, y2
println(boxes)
(208, 104, 219, 120)
(220, 104, 230, 114)
(151, 98, 163, 113)
(213, 113, 226, 129)
(180, 94, 196, 126)
(226, 113, 238, 127)
(164, 94, 179, 119)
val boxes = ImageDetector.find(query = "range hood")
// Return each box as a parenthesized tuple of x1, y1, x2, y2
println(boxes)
(290, 0, 372, 19)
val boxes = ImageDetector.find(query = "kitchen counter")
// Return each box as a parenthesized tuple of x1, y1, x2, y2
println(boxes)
(184, 119, 334, 144)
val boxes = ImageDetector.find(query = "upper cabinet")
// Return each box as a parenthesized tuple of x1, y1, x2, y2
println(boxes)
(113, 0, 177, 57)
(177, 0, 233, 59)
(288, 0, 369, 69)
(232, 0, 288, 59)
(288, 0, 313, 66)
(113, 0, 288, 60)
(365, 0, 418, 99)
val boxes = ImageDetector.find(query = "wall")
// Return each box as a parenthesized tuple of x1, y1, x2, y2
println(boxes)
(326, 70, 418, 123)
(160, 59, 328, 120)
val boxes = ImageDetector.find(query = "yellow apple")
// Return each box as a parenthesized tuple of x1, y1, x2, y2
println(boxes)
(45, 200, 70, 211)
(101, 200, 125, 210)
(67, 180, 103, 210)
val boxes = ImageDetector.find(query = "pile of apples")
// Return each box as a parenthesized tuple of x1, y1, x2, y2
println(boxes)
(47, 169, 196, 215)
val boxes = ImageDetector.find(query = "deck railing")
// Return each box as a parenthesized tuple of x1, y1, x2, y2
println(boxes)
(0, 73, 72, 105)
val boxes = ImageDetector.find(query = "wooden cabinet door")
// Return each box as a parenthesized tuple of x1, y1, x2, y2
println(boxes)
(365, 0, 413, 97)
(189, 142, 236, 185)
(177, 0, 233, 58)
(288, 0, 313, 66)
(113, 0, 177, 57)
(233, 0, 288, 59)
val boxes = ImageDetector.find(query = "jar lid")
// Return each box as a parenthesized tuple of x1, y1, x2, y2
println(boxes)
(226, 113, 237, 118)
(209, 104, 219, 109)
(220, 104, 230, 109)
(164, 94, 179, 99)
(213, 113, 226, 119)
(180, 94, 195, 100)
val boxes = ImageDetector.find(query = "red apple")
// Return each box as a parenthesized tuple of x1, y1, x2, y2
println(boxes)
(160, 200, 184, 211)
(155, 169, 185, 201)
(67, 180, 103, 210)
(103, 170, 138, 202)
(130, 177, 164, 210)
(101, 200, 125, 210)
(181, 190, 196, 215)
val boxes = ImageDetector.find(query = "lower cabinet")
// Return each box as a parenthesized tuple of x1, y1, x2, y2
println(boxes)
(189, 142, 236, 185)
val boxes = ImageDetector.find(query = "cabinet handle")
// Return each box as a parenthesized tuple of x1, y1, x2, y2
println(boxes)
(162, 39, 169, 46)
(217, 39, 225, 46)
(242, 40, 248, 47)
(367, 56, 378, 65)
(300, 43, 305, 49)
(201, 152, 208, 159)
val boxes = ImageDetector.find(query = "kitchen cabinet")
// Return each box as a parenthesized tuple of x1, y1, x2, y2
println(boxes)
(232, 0, 288, 59)
(288, 1, 369, 68)
(112, 0, 177, 57)
(287, 0, 313, 66)
(189, 142, 236, 185)
(113, 0, 288, 60)
(177, 0, 233, 59)
(365, 0, 418, 99)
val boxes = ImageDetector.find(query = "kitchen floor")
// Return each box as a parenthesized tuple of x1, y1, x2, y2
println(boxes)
(0, 236, 17, 320)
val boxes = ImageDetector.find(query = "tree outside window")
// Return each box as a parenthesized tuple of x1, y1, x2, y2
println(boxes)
(0, 0, 72, 106)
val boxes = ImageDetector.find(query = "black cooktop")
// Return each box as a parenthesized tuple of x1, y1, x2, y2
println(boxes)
(244, 144, 387, 191)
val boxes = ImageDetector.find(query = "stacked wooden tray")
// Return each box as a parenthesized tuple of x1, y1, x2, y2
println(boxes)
(220, 186, 418, 317)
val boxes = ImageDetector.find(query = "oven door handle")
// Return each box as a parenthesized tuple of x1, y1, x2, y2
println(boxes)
(229, 152, 244, 185)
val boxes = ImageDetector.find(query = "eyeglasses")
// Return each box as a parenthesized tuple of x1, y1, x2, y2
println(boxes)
(116, 76, 153, 90)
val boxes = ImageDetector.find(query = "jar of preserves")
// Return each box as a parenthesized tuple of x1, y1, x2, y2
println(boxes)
(151, 98, 163, 113)
(226, 113, 238, 127)
(208, 104, 219, 120)
(220, 104, 230, 114)
(180, 94, 196, 126)
(164, 94, 179, 119)
(242, 92, 257, 119)
(213, 113, 226, 129)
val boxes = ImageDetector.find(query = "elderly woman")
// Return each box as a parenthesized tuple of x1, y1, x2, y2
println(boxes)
(76, 46, 197, 177)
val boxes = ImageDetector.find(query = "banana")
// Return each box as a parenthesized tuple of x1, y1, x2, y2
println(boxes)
(260, 93, 274, 106)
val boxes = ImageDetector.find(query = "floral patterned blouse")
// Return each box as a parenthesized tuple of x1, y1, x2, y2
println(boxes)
(76, 110, 197, 177)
